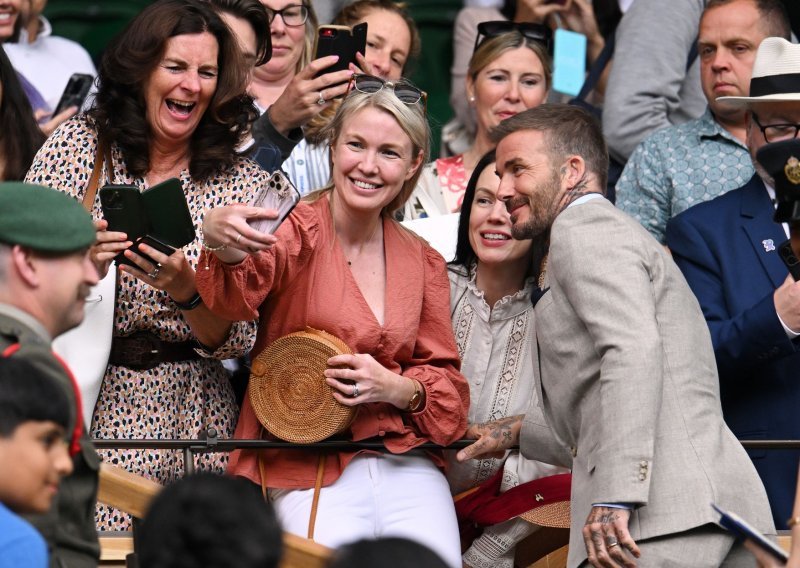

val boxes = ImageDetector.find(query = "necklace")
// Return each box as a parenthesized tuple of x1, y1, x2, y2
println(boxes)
(345, 220, 381, 265)
(538, 254, 548, 289)
(329, 196, 382, 266)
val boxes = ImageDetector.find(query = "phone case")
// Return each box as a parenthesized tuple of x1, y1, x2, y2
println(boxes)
(99, 185, 148, 240)
(54, 73, 93, 115)
(141, 178, 195, 248)
(115, 235, 176, 268)
(249, 171, 301, 234)
(712, 504, 788, 562)
(313, 23, 367, 77)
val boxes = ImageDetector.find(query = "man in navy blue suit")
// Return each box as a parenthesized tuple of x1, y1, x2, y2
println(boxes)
(667, 37, 800, 530)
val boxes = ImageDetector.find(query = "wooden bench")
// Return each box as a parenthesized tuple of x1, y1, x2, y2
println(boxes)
(97, 464, 331, 568)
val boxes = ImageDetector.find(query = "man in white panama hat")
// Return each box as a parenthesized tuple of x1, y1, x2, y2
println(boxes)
(668, 36, 800, 531)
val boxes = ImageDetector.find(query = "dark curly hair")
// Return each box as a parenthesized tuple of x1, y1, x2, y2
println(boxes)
(89, 0, 257, 181)
(0, 45, 45, 181)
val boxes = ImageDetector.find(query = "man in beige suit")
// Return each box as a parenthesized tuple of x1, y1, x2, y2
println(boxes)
(457, 104, 774, 568)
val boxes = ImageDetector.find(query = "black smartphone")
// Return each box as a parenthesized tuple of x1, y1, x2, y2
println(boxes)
(778, 239, 800, 281)
(141, 178, 195, 249)
(99, 185, 148, 241)
(53, 73, 93, 115)
(249, 170, 301, 234)
(313, 23, 367, 78)
(117, 235, 176, 268)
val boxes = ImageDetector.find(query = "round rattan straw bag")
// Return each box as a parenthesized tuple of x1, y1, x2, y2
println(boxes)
(248, 328, 357, 443)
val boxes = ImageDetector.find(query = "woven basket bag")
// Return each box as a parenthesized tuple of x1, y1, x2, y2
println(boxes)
(248, 328, 357, 443)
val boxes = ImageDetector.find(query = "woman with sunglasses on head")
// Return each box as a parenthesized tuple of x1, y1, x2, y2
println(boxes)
(449, 1, 611, 145)
(197, 80, 468, 568)
(404, 27, 551, 219)
(268, 0, 421, 195)
(447, 151, 570, 568)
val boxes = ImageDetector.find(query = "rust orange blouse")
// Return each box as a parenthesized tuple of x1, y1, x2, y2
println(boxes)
(196, 194, 470, 489)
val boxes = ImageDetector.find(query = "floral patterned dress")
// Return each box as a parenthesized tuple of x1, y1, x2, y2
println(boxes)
(25, 116, 261, 530)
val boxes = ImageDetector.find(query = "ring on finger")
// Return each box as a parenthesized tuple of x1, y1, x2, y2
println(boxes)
(351, 383, 359, 398)
(317, 90, 326, 105)
(236, 234, 243, 245)
(606, 536, 619, 549)
(148, 266, 160, 279)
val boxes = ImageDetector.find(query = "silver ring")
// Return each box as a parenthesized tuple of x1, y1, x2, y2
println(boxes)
(317, 91, 325, 105)
(352, 383, 359, 398)
(236, 234, 243, 245)
(148, 267, 160, 279)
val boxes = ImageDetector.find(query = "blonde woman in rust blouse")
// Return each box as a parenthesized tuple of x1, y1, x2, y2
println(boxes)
(196, 82, 469, 567)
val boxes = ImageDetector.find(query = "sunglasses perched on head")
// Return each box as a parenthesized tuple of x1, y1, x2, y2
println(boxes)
(347, 73, 427, 112)
(473, 21, 552, 53)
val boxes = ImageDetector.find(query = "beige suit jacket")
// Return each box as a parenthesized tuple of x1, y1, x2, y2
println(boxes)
(520, 198, 774, 567)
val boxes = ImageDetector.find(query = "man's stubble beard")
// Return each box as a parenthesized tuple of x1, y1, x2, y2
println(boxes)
(509, 168, 562, 241)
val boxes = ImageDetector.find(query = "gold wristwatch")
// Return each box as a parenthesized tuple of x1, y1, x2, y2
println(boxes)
(406, 380, 423, 412)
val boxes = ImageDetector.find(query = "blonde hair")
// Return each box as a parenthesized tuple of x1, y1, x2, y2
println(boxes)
(468, 31, 552, 91)
(296, 0, 318, 72)
(312, 89, 429, 217)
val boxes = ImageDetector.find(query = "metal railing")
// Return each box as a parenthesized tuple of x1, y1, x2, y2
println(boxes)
(91, 433, 799, 476)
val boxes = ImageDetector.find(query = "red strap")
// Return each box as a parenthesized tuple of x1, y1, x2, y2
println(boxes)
(455, 470, 572, 527)
(2, 343, 83, 456)
(1, 344, 20, 357)
(50, 352, 84, 457)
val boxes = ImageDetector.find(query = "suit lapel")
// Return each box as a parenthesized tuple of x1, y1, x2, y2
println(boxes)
(740, 177, 788, 289)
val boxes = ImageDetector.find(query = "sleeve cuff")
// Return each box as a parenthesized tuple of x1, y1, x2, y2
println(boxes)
(777, 311, 800, 338)
(593, 503, 635, 510)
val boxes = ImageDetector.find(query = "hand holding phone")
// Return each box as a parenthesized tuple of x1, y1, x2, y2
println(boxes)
(249, 171, 301, 234)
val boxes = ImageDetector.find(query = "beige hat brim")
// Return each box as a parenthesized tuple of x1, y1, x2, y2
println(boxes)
(518, 500, 571, 529)
(716, 93, 800, 109)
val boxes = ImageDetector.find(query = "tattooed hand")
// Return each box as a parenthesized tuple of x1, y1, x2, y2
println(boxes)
(455, 415, 523, 462)
(582, 506, 640, 568)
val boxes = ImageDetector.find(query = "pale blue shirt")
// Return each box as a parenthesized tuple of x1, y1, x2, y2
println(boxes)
(616, 108, 752, 244)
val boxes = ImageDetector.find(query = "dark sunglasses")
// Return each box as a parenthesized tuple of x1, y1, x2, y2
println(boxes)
(347, 73, 427, 112)
(473, 21, 553, 53)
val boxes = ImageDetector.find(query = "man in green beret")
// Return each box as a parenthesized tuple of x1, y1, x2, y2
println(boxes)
(0, 181, 101, 567)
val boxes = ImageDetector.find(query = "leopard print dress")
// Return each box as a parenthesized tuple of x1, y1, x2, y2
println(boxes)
(26, 116, 262, 530)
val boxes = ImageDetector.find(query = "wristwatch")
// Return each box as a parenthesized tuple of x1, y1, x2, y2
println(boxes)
(171, 291, 203, 311)
(406, 380, 423, 412)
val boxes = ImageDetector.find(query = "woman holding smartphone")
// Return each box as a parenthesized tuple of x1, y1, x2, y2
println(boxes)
(253, 0, 420, 193)
(25, 0, 270, 530)
(197, 81, 468, 568)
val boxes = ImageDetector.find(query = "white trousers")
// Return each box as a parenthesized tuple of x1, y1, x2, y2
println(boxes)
(269, 453, 462, 568)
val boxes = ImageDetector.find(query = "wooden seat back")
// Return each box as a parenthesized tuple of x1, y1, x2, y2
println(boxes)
(96, 464, 332, 568)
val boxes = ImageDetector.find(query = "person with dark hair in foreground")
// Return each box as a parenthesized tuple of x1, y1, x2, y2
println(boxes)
(138, 473, 282, 568)
(0, 357, 73, 568)
(25, 0, 265, 531)
(457, 104, 773, 568)
(327, 537, 449, 568)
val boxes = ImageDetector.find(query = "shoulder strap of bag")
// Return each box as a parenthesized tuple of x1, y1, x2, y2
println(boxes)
(82, 137, 113, 212)
(574, 33, 616, 103)
(574, 33, 699, 103)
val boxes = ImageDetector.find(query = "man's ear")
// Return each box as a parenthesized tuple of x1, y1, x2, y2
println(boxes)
(10, 246, 40, 288)
(405, 150, 424, 181)
(560, 155, 587, 189)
